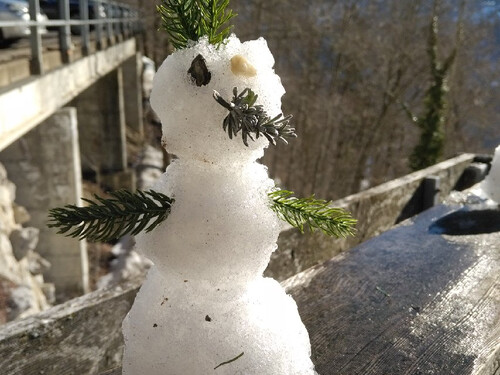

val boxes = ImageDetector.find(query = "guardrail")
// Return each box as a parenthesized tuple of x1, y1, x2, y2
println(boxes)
(0, 0, 141, 74)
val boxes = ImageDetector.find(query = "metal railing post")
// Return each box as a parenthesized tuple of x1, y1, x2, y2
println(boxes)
(119, 4, 123, 38)
(28, 0, 43, 74)
(126, 6, 131, 36)
(122, 5, 127, 36)
(79, 0, 90, 55)
(422, 176, 441, 211)
(94, 0, 103, 49)
(58, 0, 72, 63)
(113, 2, 120, 39)
(105, 0, 113, 44)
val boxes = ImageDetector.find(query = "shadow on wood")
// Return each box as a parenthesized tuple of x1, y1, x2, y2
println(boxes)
(0, 278, 141, 374)
(284, 204, 500, 375)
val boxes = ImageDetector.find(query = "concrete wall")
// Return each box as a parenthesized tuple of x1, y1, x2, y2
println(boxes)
(0, 108, 89, 299)
(71, 70, 128, 175)
(122, 53, 144, 138)
(68, 57, 141, 191)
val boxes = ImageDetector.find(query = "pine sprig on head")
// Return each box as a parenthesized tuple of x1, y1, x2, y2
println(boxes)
(268, 190, 357, 238)
(48, 190, 174, 242)
(158, 0, 236, 50)
(213, 87, 297, 146)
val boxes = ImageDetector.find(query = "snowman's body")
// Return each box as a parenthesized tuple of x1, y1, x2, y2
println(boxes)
(122, 36, 317, 374)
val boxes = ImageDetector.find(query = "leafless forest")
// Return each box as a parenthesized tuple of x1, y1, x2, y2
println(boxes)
(128, 0, 499, 200)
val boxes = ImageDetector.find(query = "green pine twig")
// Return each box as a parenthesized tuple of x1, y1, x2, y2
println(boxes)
(200, 0, 235, 46)
(268, 190, 357, 238)
(48, 190, 174, 242)
(158, 0, 236, 50)
(213, 87, 296, 146)
(48, 189, 355, 242)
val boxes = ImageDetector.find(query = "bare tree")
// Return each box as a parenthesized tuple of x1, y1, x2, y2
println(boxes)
(128, 0, 500, 199)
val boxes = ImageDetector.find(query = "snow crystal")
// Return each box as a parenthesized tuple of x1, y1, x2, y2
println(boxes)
(123, 35, 317, 374)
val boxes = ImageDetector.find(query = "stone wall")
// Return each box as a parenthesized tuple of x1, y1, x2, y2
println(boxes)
(1, 108, 89, 299)
(0, 162, 53, 324)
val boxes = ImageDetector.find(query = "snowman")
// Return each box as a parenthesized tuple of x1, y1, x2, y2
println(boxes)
(44, 2, 356, 372)
(120, 35, 318, 374)
(480, 145, 500, 204)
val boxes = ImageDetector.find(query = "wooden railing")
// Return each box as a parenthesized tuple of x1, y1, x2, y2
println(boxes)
(0, 206, 498, 374)
(0, 154, 497, 374)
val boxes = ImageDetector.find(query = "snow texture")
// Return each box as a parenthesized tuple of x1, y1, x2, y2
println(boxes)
(480, 144, 500, 203)
(122, 36, 317, 374)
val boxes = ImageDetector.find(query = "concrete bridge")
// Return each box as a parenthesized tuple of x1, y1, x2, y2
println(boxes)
(0, 1, 144, 299)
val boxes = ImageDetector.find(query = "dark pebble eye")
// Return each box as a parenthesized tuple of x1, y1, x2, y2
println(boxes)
(188, 54, 211, 86)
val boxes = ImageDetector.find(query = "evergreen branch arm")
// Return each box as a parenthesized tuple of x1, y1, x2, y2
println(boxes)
(48, 190, 174, 242)
(268, 190, 357, 238)
(48, 188, 355, 243)
(214, 87, 297, 146)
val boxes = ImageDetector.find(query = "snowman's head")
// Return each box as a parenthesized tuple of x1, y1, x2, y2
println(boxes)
(150, 35, 285, 165)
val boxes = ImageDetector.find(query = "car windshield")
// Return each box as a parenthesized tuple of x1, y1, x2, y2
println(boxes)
(0, 0, 29, 6)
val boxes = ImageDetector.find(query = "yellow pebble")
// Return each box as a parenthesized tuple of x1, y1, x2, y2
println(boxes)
(230, 55, 257, 77)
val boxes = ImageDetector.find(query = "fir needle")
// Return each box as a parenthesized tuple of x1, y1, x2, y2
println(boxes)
(214, 352, 244, 370)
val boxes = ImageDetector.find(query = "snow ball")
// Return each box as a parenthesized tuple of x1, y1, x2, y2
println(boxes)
(150, 35, 286, 164)
(123, 270, 318, 374)
(135, 159, 281, 286)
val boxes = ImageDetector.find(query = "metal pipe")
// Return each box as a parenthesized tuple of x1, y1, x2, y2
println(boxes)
(28, 0, 43, 74)
(58, 0, 72, 63)
(423, 176, 441, 210)
(105, 0, 113, 43)
(94, 0, 103, 50)
(79, 0, 90, 55)
(0, 19, 138, 27)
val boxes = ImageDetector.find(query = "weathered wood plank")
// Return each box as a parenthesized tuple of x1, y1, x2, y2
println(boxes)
(100, 368, 121, 375)
(283, 204, 500, 375)
(1, 203, 498, 375)
(0, 278, 141, 375)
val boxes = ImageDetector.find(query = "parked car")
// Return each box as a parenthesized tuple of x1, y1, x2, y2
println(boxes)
(39, 0, 106, 22)
(0, 0, 48, 45)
